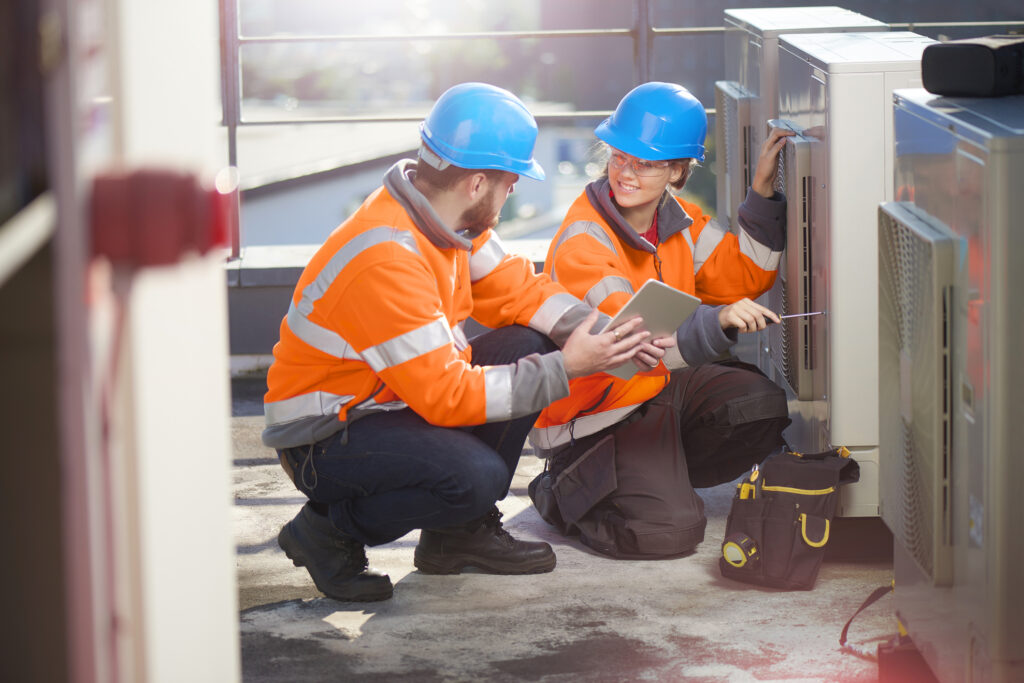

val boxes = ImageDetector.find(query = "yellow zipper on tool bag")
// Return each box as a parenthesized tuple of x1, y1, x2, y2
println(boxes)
(761, 483, 836, 496)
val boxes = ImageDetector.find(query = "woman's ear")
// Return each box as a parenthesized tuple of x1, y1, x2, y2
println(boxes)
(670, 163, 686, 186)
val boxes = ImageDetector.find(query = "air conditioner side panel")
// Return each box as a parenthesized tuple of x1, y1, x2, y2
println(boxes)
(826, 71, 885, 448)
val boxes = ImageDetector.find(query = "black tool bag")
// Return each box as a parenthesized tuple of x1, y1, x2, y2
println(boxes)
(922, 35, 1024, 97)
(718, 447, 859, 590)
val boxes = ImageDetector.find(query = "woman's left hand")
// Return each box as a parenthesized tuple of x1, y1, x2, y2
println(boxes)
(751, 127, 795, 198)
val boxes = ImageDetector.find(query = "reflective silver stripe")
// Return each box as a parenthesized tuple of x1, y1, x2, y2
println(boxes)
(529, 404, 643, 450)
(584, 276, 633, 308)
(452, 321, 469, 351)
(469, 233, 509, 282)
(288, 227, 420, 358)
(360, 316, 452, 373)
(286, 302, 362, 360)
(297, 227, 419, 316)
(690, 222, 727, 275)
(265, 391, 355, 426)
(738, 227, 783, 271)
(528, 292, 582, 336)
(549, 220, 617, 282)
(353, 397, 409, 413)
(484, 366, 514, 422)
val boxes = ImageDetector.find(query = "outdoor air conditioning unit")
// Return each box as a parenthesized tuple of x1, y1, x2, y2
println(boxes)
(879, 89, 1024, 683)
(714, 6, 887, 234)
(751, 31, 935, 518)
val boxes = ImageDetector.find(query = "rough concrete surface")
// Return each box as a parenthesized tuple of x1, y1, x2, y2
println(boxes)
(231, 380, 896, 682)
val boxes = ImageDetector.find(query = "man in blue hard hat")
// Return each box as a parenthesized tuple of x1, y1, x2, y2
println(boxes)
(263, 82, 673, 602)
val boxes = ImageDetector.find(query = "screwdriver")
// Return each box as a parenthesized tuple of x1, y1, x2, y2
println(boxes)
(769, 311, 824, 323)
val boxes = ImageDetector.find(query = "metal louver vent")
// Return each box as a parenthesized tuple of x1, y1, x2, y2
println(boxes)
(878, 202, 955, 586)
(767, 121, 814, 399)
(714, 81, 755, 234)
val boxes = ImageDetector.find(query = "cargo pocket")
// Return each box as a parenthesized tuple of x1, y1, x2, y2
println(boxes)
(761, 485, 835, 590)
(550, 434, 618, 527)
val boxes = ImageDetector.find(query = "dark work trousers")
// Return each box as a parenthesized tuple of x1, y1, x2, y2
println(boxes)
(279, 325, 556, 548)
(672, 360, 791, 488)
(545, 360, 790, 488)
(530, 360, 790, 558)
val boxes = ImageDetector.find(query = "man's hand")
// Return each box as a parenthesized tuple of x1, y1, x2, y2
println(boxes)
(751, 127, 795, 198)
(562, 310, 650, 379)
(718, 298, 780, 333)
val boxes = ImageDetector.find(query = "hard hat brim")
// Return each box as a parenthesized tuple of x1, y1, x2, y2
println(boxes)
(595, 118, 706, 163)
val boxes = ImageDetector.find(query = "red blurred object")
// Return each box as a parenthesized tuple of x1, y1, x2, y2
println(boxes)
(90, 168, 236, 266)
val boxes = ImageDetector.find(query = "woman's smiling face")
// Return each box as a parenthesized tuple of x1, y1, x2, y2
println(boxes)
(606, 149, 681, 210)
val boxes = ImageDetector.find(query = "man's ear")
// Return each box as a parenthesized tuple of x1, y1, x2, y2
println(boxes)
(465, 172, 488, 200)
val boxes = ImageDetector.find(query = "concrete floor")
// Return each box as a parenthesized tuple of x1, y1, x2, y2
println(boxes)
(231, 377, 898, 682)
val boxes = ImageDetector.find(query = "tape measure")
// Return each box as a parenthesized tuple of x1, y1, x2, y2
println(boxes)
(722, 533, 759, 569)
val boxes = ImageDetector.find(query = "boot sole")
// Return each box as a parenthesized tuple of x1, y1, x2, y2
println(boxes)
(413, 550, 556, 576)
(278, 525, 394, 602)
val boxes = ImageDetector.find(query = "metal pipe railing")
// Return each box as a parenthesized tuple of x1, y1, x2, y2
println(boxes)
(217, 1, 1024, 255)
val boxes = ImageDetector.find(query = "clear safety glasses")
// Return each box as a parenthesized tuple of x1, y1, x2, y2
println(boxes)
(608, 151, 672, 177)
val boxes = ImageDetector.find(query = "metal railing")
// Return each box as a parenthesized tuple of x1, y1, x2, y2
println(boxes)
(218, 0, 1024, 256)
(218, 0, 731, 255)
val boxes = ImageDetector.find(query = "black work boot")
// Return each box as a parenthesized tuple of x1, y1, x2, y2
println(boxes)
(278, 502, 393, 602)
(414, 507, 556, 575)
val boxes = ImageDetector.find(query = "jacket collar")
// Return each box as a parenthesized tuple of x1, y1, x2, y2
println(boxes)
(585, 179, 693, 253)
(383, 159, 473, 251)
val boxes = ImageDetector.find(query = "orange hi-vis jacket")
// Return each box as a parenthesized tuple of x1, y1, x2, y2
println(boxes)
(530, 180, 786, 451)
(263, 160, 597, 449)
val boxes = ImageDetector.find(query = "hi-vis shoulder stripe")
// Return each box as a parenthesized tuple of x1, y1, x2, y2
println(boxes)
(738, 227, 782, 271)
(288, 226, 421, 359)
(360, 315, 452, 373)
(297, 226, 419, 315)
(584, 276, 633, 308)
(683, 223, 725, 274)
(549, 221, 616, 282)
(265, 390, 355, 426)
(469, 233, 509, 283)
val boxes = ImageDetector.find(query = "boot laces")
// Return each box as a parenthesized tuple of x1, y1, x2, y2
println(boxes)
(482, 508, 515, 544)
(334, 535, 369, 571)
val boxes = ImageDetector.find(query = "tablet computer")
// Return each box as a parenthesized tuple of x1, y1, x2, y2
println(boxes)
(600, 278, 701, 380)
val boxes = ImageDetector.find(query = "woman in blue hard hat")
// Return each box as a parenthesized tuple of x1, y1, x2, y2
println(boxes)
(264, 82, 669, 601)
(529, 82, 794, 559)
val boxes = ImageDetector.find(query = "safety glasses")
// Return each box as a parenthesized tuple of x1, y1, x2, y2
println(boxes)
(608, 151, 672, 177)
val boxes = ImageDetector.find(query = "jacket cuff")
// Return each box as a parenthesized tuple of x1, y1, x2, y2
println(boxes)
(676, 304, 737, 366)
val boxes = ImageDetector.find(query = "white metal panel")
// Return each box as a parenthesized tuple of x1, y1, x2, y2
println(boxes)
(724, 6, 887, 38)
(888, 89, 1024, 683)
(722, 7, 887, 156)
(105, 0, 240, 681)
(769, 32, 935, 518)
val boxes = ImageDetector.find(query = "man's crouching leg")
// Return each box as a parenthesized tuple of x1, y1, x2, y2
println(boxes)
(412, 324, 559, 576)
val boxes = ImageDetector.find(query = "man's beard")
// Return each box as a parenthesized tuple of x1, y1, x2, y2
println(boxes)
(457, 187, 501, 238)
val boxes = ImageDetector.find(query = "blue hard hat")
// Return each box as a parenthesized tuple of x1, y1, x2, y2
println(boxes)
(420, 83, 545, 180)
(595, 82, 707, 162)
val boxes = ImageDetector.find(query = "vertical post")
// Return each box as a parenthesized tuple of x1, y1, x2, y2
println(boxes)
(219, 0, 241, 258)
(633, 0, 652, 85)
